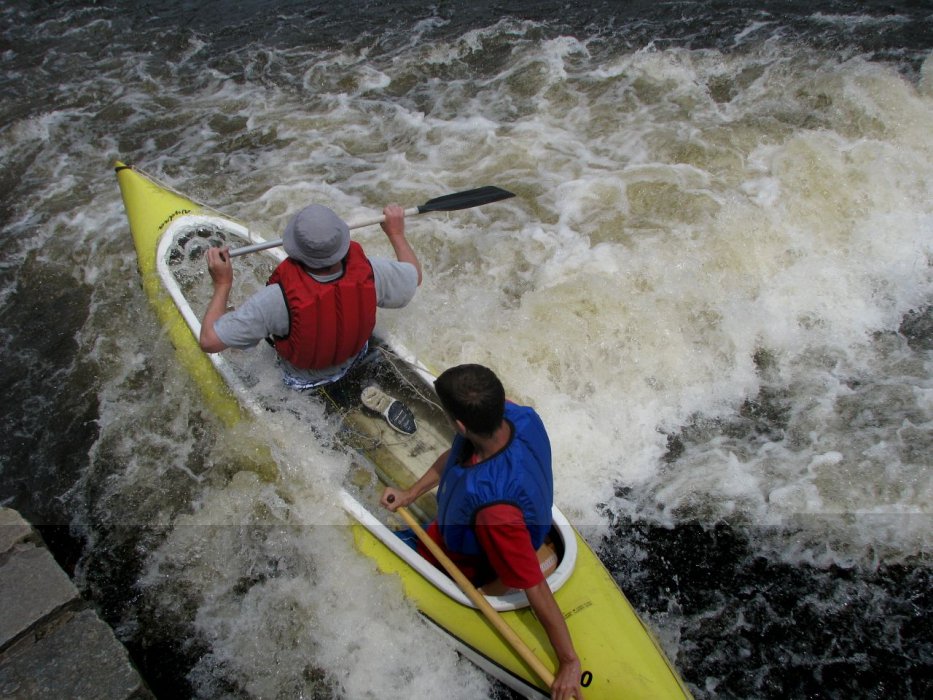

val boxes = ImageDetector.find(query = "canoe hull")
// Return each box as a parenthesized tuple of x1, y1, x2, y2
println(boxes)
(115, 162, 692, 699)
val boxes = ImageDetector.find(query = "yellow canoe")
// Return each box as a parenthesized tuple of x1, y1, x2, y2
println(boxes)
(115, 161, 692, 699)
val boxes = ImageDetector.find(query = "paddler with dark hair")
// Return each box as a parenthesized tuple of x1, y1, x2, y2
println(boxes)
(199, 203, 422, 432)
(380, 363, 585, 700)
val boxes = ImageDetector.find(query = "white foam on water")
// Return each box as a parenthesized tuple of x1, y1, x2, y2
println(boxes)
(375, 39, 933, 552)
(116, 335, 495, 698)
(810, 12, 911, 29)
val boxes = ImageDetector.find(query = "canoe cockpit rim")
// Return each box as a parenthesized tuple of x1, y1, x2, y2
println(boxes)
(344, 493, 578, 611)
(156, 214, 279, 416)
(157, 215, 250, 341)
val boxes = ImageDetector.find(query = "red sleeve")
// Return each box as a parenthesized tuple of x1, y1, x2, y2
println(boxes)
(474, 504, 545, 590)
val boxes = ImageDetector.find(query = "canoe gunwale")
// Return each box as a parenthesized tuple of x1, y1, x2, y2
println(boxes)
(156, 214, 278, 415)
(345, 493, 578, 611)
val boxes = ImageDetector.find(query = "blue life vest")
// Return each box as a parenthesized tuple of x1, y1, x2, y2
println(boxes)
(436, 403, 553, 556)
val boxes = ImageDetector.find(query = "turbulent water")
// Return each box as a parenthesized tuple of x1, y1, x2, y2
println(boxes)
(1, 1, 931, 698)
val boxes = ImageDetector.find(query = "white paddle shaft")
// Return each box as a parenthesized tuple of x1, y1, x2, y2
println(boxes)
(229, 206, 420, 258)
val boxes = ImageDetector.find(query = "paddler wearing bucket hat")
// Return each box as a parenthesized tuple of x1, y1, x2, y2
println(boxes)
(200, 203, 421, 394)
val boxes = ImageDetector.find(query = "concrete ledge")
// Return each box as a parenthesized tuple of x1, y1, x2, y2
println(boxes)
(0, 508, 153, 699)
(0, 509, 38, 553)
(0, 545, 80, 648)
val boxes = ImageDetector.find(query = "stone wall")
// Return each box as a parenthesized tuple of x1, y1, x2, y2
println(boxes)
(0, 508, 153, 699)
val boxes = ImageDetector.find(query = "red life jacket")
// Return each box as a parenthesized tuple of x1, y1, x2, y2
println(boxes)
(267, 241, 377, 369)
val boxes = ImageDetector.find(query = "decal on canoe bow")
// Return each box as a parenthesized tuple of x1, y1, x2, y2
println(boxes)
(159, 208, 193, 231)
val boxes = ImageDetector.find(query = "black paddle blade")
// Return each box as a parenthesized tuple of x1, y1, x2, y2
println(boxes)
(418, 186, 515, 213)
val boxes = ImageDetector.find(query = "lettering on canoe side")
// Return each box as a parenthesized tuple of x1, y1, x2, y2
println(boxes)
(563, 599, 593, 619)
(159, 208, 192, 231)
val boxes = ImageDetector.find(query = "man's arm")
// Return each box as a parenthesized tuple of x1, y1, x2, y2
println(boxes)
(200, 246, 232, 353)
(525, 581, 584, 700)
(381, 204, 422, 286)
(381, 449, 448, 510)
(475, 506, 584, 700)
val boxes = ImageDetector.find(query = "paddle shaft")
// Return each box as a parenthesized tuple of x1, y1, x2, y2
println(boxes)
(229, 185, 514, 258)
(393, 505, 556, 689)
(229, 208, 418, 257)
